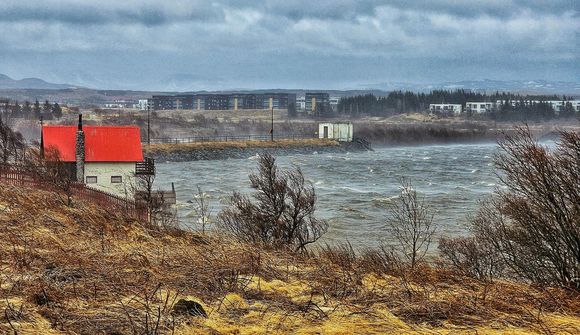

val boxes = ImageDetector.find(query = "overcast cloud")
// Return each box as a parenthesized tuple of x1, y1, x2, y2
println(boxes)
(0, 0, 578, 90)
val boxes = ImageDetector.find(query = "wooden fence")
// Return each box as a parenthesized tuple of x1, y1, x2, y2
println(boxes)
(0, 166, 147, 221)
(0, 168, 31, 186)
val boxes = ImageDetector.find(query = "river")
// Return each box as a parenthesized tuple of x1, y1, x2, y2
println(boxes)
(155, 142, 501, 248)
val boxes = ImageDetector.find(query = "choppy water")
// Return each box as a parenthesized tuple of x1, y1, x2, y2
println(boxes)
(155, 143, 500, 248)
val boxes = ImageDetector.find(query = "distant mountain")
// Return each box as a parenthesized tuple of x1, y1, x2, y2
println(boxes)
(362, 79, 580, 95)
(0, 74, 80, 90)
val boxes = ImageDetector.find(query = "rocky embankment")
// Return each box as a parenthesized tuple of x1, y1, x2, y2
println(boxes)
(144, 138, 372, 162)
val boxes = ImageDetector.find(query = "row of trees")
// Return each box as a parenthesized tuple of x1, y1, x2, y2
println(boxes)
(491, 100, 577, 121)
(332, 90, 577, 121)
(1, 99, 62, 120)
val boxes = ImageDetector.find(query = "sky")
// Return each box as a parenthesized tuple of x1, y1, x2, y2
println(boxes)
(0, 0, 578, 91)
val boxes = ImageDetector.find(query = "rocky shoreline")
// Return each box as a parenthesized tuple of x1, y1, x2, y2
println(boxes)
(147, 140, 372, 162)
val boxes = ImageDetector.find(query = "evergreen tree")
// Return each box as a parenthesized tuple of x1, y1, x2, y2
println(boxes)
(43, 100, 51, 114)
(33, 100, 42, 119)
(52, 102, 63, 118)
(23, 101, 32, 119)
(11, 101, 22, 118)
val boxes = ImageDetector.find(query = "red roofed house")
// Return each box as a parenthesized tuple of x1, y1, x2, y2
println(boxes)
(41, 115, 149, 197)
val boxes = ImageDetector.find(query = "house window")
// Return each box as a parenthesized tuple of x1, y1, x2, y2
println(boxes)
(111, 176, 123, 184)
(86, 176, 97, 184)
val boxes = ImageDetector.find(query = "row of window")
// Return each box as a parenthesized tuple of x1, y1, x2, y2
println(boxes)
(86, 176, 123, 184)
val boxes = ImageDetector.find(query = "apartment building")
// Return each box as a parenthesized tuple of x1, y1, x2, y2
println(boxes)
(150, 93, 296, 113)
(429, 104, 462, 115)
(465, 102, 493, 114)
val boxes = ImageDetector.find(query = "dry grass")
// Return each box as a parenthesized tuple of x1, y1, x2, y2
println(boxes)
(0, 185, 578, 334)
(144, 138, 339, 154)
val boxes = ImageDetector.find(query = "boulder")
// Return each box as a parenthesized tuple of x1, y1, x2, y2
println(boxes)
(172, 299, 207, 318)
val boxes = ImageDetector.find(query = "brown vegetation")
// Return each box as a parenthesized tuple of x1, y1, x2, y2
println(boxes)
(0, 184, 579, 334)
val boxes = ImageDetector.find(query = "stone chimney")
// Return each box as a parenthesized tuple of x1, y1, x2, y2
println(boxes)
(39, 116, 44, 159)
(75, 114, 85, 182)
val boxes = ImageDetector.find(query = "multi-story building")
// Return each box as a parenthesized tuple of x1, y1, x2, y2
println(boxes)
(150, 93, 296, 113)
(135, 99, 149, 111)
(465, 102, 493, 114)
(429, 104, 462, 115)
(296, 96, 306, 112)
(150, 95, 195, 110)
(305, 93, 330, 114)
(329, 96, 340, 112)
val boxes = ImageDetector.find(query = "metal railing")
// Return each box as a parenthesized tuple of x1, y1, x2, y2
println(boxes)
(148, 133, 315, 144)
(136, 157, 155, 175)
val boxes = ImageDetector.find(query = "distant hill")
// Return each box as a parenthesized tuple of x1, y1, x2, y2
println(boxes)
(0, 74, 80, 90)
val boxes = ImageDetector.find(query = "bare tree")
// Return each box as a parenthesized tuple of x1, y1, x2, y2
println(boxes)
(193, 185, 212, 234)
(24, 146, 76, 206)
(0, 118, 26, 166)
(385, 178, 436, 269)
(282, 167, 327, 250)
(486, 127, 578, 289)
(219, 153, 327, 251)
(440, 127, 579, 290)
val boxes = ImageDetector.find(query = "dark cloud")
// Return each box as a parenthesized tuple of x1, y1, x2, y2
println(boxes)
(0, 1, 577, 90)
(0, 1, 224, 26)
(1, 1, 577, 25)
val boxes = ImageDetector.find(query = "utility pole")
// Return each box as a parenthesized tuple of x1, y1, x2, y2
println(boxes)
(147, 104, 151, 145)
(270, 106, 274, 141)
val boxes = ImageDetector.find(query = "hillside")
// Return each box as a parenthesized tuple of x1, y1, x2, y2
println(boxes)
(0, 184, 579, 334)
(0, 74, 78, 90)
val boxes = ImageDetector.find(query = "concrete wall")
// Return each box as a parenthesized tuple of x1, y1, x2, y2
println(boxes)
(84, 162, 136, 198)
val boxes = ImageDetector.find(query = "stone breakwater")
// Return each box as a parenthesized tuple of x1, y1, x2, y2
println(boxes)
(146, 140, 371, 162)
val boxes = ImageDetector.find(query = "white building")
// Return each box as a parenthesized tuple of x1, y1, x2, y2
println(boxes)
(546, 100, 580, 113)
(296, 96, 306, 112)
(429, 104, 462, 115)
(318, 122, 353, 142)
(103, 99, 138, 109)
(466, 102, 493, 114)
(42, 117, 149, 198)
(569, 101, 580, 112)
(329, 96, 340, 112)
(135, 99, 149, 111)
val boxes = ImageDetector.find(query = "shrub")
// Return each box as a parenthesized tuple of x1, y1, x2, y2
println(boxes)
(440, 127, 580, 290)
(218, 153, 327, 251)
(385, 179, 436, 269)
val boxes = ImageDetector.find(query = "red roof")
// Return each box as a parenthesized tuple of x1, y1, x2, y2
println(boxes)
(42, 125, 144, 162)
